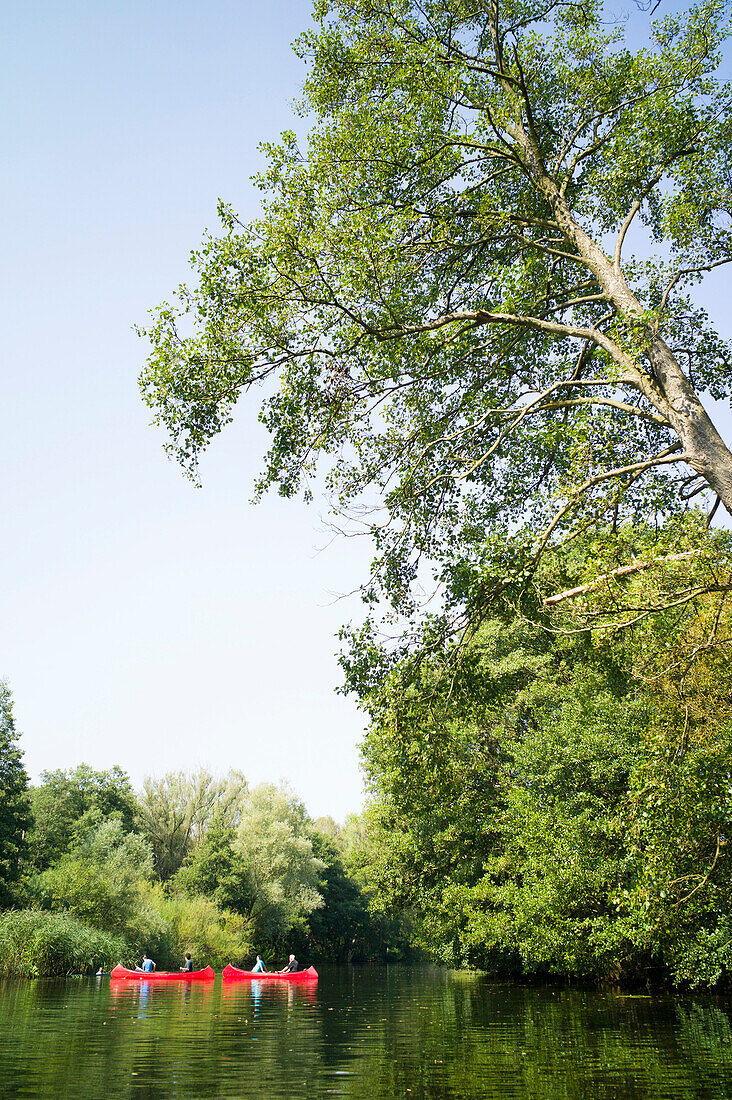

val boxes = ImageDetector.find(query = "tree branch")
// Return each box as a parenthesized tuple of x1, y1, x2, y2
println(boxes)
(533, 446, 686, 559)
(543, 550, 707, 607)
(614, 174, 662, 273)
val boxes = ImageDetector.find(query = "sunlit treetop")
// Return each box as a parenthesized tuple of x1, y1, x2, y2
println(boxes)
(140, 0, 732, 640)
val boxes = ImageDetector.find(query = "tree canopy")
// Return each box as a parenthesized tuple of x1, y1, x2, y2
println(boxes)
(140, 0, 732, 642)
(136, 768, 247, 880)
(27, 763, 138, 872)
(357, 535, 732, 984)
(234, 783, 325, 941)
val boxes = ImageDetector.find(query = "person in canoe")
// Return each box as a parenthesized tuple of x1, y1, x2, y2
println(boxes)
(252, 954, 267, 973)
(278, 954, 299, 973)
(135, 954, 156, 973)
(180, 953, 193, 972)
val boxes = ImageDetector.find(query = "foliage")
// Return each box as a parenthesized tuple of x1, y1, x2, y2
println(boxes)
(618, 603, 732, 987)
(234, 783, 325, 943)
(0, 909, 129, 977)
(357, 529, 732, 985)
(0, 681, 31, 908)
(33, 819, 164, 949)
(291, 829, 375, 961)
(143, 884, 252, 970)
(317, 810, 420, 960)
(174, 822, 254, 915)
(459, 643, 732, 986)
(140, 0, 732, 652)
(27, 763, 138, 873)
(137, 768, 247, 880)
(174, 795, 398, 960)
(173, 785, 357, 953)
(11, 817, 252, 973)
(358, 612, 549, 966)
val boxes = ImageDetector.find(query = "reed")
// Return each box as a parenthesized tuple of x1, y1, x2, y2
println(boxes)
(0, 910, 130, 977)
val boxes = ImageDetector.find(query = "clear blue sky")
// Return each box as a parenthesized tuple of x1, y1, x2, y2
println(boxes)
(1, 0, 373, 820)
(1, 1, 730, 821)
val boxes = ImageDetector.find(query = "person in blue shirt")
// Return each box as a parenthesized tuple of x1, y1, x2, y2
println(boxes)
(135, 954, 156, 973)
(252, 954, 267, 973)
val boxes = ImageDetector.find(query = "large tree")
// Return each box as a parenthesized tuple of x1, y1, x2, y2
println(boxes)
(0, 681, 31, 908)
(234, 783, 325, 942)
(140, 0, 732, 634)
(136, 768, 248, 881)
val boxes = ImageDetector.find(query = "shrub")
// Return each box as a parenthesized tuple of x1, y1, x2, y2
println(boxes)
(0, 909, 130, 977)
(35, 819, 154, 930)
(145, 884, 252, 969)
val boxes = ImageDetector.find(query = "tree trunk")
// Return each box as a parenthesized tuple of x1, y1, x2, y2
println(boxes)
(647, 336, 732, 513)
(547, 182, 732, 516)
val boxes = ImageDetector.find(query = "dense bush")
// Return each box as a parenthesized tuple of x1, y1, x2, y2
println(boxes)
(0, 909, 130, 977)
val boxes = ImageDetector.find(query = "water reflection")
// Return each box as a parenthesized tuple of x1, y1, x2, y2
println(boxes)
(2, 969, 732, 1099)
(221, 977, 318, 1012)
(108, 978, 214, 1014)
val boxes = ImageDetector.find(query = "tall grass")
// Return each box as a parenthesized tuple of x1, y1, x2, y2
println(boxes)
(0, 910, 130, 977)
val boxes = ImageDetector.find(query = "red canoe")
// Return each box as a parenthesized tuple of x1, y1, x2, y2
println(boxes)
(110, 964, 215, 981)
(222, 964, 318, 982)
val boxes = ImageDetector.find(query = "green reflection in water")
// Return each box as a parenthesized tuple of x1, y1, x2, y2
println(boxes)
(2, 968, 732, 1098)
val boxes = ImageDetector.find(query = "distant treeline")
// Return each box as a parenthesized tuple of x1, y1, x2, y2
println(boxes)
(0, 690, 409, 976)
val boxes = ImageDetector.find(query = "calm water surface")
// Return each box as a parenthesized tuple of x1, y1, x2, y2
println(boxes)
(2, 966, 732, 1098)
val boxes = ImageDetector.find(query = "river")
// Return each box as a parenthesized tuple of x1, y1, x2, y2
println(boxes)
(1, 966, 731, 1098)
